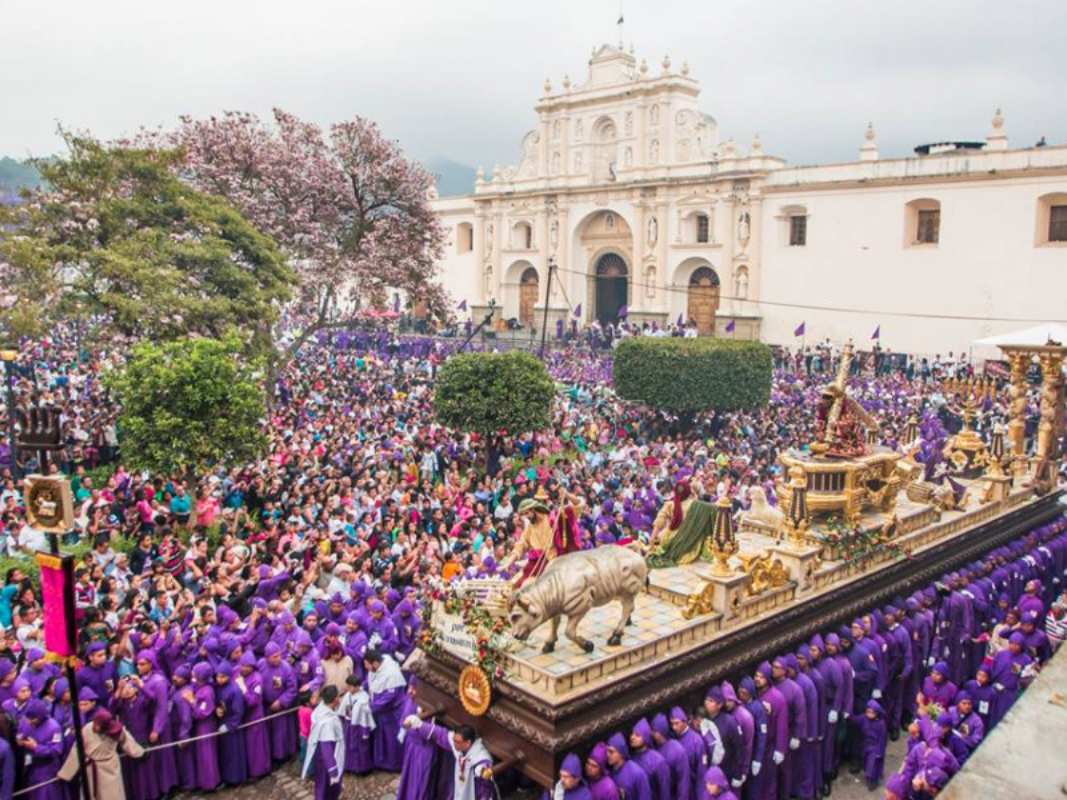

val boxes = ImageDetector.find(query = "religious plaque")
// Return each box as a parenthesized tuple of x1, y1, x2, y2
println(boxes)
(458, 665, 492, 716)
(24, 474, 74, 534)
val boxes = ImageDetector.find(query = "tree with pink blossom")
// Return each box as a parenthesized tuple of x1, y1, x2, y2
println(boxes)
(152, 110, 447, 369)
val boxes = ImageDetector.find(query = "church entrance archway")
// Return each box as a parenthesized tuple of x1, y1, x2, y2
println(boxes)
(687, 266, 720, 335)
(519, 267, 539, 328)
(595, 253, 628, 325)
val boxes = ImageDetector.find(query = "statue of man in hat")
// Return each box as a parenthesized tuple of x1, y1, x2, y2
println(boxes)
(502, 486, 581, 587)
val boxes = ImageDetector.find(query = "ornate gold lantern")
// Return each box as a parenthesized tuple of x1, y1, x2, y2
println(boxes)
(784, 466, 809, 546)
(709, 495, 737, 576)
(986, 423, 1006, 478)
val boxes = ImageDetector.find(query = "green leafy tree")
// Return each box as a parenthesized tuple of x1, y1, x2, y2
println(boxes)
(0, 132, 294, 349)
(105, 337, 267, 477)
(614, 337, 773, 420)
(433, 351, 556, 472)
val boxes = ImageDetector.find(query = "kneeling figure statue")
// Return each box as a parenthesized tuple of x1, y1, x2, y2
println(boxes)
(507, 546, 648, 654)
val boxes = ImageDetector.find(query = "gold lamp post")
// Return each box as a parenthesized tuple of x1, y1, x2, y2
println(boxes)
(709, 494, 737, 576)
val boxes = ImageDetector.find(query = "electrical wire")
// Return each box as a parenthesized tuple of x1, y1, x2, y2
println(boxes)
(543, 262, 1067, 324)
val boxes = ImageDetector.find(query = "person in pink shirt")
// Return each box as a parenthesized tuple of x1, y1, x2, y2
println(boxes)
(195, 486, 220, 528)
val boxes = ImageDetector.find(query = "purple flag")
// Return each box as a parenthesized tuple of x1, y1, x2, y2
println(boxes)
(573, 303, 582, 318)
(555, 319, 563, 338)
(871, 325, 880, 340)
(393, 293, 401, 312)
(457, 299, 467, 311)
(794, 321, 806, 337)
(725, 319, 736, 333)
(677, 313, 684, 326)
(617, 305, 628, 318)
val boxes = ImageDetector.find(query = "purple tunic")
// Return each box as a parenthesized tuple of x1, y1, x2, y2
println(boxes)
(191, 684, 221, 791)
(312, 739, 343, 800)
(239, 671, 272, 779)
(395, 699, 437, 800)
(367, 685, 405, 772)
(114, 690, 161, 800)
(17, 716, 65, 800)
(217, 679, 248, 785)
(170, 688, 198, 792)
(631, 746, 671, 800)
(259, 658, 298, 760)
(755, 685, 788, 800)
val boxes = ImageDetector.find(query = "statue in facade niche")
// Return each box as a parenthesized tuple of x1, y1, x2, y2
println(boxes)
(549, 218, 559, 252)
(484, 264, 494, 299)
(737, 211, 751, 245)
(647, 217, 658, 247)
(736, 269, 748, 299)
(485, 223, 494, 256)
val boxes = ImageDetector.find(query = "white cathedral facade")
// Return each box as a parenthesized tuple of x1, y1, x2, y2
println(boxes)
(429, 44, 1067, 355)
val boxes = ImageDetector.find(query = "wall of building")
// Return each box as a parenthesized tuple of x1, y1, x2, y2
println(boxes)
(758, 164, 1067, 354)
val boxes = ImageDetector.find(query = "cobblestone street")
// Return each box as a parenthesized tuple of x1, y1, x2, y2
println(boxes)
(177, 735, 908, 800)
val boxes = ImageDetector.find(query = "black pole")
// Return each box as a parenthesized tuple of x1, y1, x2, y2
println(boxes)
(49, 532, 91, 800)
(539, 259, 555, 360)
(459, 299, 497, 353)
(65, 660, 92, 800)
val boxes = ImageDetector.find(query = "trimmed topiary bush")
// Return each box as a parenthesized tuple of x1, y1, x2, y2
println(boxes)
(434, 350, 556, 473)
(613, 337, 772, 413)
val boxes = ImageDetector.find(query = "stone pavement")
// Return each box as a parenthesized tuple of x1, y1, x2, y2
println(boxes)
(178, 738, 909, 800)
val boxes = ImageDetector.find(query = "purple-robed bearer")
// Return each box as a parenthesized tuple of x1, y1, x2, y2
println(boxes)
(17, 699, 65, 800)
(629, 718, 672, 799)
(584, 742, 620, 800)
(214, 661, 248, 786)
(395, 679, 437, 800)
(542, 752, 592, 800)
(701, 765, 738, 800)
(259, 641, 299, 761)
(169, 666, 198, 792)
(339, 676, 373, 774)
(190, 662, 221, 791)
(302, 686, 345, 800)
(754, 662, 789, 800)
(856, 700, 887, 789)
(605, 732, 653, 800)
(650, 712, 692, 800)
(237, 652, 272, 780)
(364, 649, 407, 771)
(669, 706, 706, 800)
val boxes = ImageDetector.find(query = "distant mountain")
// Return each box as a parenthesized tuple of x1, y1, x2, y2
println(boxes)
(0, 157, 44, 200)
(422, 157, 476, 198)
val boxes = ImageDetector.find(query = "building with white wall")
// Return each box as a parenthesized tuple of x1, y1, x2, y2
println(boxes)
(430, 44, 1067, 354)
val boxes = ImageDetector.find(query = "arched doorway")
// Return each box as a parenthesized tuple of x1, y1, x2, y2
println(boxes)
(519, 267, 539, 328)
(687, 266, 720, 335)
(595, 253, 628, 324)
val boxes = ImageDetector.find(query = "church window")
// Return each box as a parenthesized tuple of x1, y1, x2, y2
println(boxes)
(789, 215, 807, 246)
(1050, 206, 1067, 242)
(696, 213, 710, 243)
(917, 209, 940, 244)
(456, 222, 473, 254)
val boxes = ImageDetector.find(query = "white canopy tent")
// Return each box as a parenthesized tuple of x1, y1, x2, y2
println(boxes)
(972, 323, 1067, 359)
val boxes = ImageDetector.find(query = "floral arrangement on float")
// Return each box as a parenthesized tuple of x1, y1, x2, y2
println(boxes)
(418, 581, 511, 684)
(812, 514, 906, 565)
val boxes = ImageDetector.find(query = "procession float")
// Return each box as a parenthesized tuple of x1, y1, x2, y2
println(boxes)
(410, 340, 1067, 788)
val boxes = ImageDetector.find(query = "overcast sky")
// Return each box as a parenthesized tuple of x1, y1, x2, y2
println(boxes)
(3, 0, 1065, 172)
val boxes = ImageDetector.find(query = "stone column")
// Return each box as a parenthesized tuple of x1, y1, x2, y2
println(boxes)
(1006, 350, 1028, 477)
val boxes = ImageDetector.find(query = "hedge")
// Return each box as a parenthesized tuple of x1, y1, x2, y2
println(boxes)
(613, 337, 773, 412)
